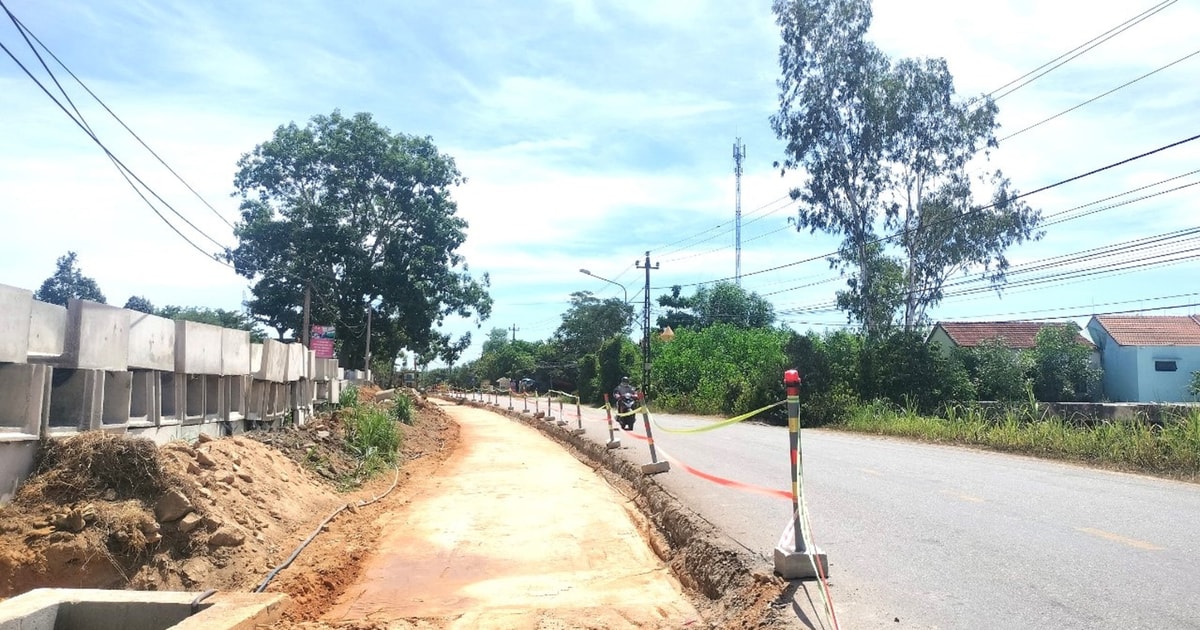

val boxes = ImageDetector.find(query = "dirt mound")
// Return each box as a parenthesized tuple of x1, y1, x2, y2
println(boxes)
(0, 401, 457, 606)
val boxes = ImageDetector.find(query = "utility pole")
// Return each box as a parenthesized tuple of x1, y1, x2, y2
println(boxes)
(301, 284, 311, 348)
(635, 251, 659, 396)
(510, 323, 519, 342)
(733, 138, 745, 286)
(364, 302, 372, 373)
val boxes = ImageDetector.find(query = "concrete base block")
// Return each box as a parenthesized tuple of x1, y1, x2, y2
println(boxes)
(640, 461, 670, 475)
(47, 368, 103, 431)
(773, 547, 829, 580)
(0, 362, 51, 436)
(0, 587, 287, 630)
(520, 410, 531, 415)
(570, 428, 586, 436)
(606, 439, 620, 449)
(0, 440, 38, 505)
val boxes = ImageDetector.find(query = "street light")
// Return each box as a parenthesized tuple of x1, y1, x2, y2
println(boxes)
(579, 269, 629, 314)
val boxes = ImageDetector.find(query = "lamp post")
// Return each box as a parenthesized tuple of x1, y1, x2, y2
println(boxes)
(579, 268, 628, 308)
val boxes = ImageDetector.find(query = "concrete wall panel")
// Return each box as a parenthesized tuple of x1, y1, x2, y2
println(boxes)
(174, 320, 223, 375)
(28, 300, 67, 359)
(65, 299, 129, 370)
(127, 312, 175, 371)
(284, 343, 306, 382)
(0, 284, 33, 363)
(257, 339, 287, 383)
(0, 363, 49, 436)
(250, 343, 263, 374)
(221, 328, 251, 376)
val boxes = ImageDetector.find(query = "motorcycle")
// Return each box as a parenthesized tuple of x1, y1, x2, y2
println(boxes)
(615, 391, 638, 431)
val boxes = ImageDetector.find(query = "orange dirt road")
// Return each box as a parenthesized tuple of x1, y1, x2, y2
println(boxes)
(324, 402, 701, 629)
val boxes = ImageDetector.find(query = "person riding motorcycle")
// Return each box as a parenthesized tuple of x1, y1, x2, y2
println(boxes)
(613, 377, 638, 431)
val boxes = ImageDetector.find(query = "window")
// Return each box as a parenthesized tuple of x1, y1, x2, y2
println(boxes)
(1154, 360, 1178, 372)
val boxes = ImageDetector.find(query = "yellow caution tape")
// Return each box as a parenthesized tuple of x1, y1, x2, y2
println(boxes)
(649, 400, 785, 434)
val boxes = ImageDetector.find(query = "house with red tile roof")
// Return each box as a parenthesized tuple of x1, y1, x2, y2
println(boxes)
(1086, 315, 1200, 402)
(928, 321, 1097, 353)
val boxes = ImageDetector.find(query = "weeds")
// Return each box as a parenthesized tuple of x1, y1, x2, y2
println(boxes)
(836, 403, 1200, 478)
(343, 403, 401, 477)
(392, 394, 415, 425)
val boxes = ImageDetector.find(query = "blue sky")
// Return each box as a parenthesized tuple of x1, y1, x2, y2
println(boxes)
(1, 0, 1198, 366)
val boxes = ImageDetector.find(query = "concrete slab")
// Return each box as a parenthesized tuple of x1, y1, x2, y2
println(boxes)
(220, 329, 251, 376)
(27, 301, 67, 359)
(640, 461, 670, 475)
(0, 284, 33, 363)
(249, 343, 263, 374)
(256, 339, 286, 383)
(0, 588, 287, 630)
(64, 299, 129, 370)
(127, 311, 175, 371)
(174, 321, 223, 376)
(284, 343, 305, 382)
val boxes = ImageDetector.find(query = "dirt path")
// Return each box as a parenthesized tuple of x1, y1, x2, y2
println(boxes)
(323, 402, 702, 628)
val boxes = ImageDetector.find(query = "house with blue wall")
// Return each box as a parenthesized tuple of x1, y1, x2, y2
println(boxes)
(1086, 315, 1200, 402)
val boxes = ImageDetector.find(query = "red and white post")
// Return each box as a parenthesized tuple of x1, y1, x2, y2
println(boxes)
(638, 391, 669, 475)
(774, 369, 828, 579)
(602, 394, 620, 449)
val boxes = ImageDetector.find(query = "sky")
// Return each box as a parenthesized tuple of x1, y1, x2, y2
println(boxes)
(1, 0, 1198, 367)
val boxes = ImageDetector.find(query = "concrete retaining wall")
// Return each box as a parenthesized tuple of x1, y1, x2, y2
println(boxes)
(0, 283, 348, 505)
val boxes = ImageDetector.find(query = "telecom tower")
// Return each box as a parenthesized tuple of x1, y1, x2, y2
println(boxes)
(733, 138, 746, 285)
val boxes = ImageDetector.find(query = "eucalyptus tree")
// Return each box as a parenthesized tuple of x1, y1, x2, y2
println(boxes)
(771, 0, 1041, 334)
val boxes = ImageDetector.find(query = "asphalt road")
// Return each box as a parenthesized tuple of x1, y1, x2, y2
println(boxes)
(508, 395, 1200, 630)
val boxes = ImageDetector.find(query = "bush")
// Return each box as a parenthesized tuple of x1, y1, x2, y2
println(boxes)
(339, 385, 360, 408)
(1030, 324, 1101, 402)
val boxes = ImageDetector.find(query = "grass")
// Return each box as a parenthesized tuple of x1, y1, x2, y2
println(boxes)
(337, 386, 402, 478)
(838, 401, 1200, 479)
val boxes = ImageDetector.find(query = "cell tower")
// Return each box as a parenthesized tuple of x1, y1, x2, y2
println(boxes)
(733, 138, 746, 285)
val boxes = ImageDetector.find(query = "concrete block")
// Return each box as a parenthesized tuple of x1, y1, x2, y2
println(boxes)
(159, 372, 183, 424)
(28, 300, 67, 359)
(256, 339, 287, 383)
(128, 370, 160, 426)
(773, 519, 829, 580)
(0, 363, 50, 437)
(127, 311, 175, 371)
(640, 461, 670, 475)
(337, 367, 345, 380)
(249, 343, 263, 374)
(100, 370, 133, 428)
(306, 349, 316, 381)
(225, 375, 248, 421)
(174, 320, 222, 375)
(284, 344, 306, 382)
(0, 284, 33, 363)
(0, 588, 288, 630)
(0, 440, 38, 505)
(63, 299, 129, 370)
(221, 328, 251, 376)
(47, 368, 103, 431)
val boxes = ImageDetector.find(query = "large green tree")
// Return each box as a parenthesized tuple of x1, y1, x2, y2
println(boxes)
(553, 291, 634, 360)
(770, 0, 1040, 335)
(35, 251, 105, 306)
(656, 282, 775, 331)
(227, 111, 491, 369)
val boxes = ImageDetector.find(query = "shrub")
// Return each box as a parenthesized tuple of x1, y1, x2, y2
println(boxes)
(392, 393, 414, 425)
(339, 385, 360, 408)
(343, 403, 400, 475)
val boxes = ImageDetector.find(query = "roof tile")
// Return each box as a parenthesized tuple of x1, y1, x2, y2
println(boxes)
(1092, 315, 1200, 346)
(934, 321, 1094, 349)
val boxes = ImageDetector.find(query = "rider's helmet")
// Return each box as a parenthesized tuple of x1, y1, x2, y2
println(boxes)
(620, 376, 630, 383)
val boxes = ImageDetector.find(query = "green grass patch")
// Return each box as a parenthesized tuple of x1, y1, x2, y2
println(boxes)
(391, 393, 415, 425)
(837, 401, 1200, 479)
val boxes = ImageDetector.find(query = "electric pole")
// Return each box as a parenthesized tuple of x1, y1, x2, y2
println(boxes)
(635, 251, 659, 396)
(510, 323, 520, 342)
(364, 302, 372, 373)
(301, 284, 311, 348)
(733, 138, 745, 286)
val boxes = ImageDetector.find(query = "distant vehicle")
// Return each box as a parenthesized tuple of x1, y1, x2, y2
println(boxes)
(518, 377, 537, 393)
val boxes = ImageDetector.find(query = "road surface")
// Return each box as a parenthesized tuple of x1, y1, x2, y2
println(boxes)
(521, 395, 1200, 629)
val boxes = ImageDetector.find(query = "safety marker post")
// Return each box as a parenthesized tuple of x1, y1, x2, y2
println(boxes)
(570, 396, 585, 436)
(522, 393, 530, 414)
(638, 392, 670, 475)
(545, 392, 555, 421)
(556, 399, 568, 426)
(773, 369, 828, 579)
(602, 394, 620, 449)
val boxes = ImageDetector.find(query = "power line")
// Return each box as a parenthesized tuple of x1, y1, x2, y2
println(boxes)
(655, 132, 1200, 290)
(0, 17, 235, 264)
(5, 6, 237, 230)
(984, 0, 1177, 103)
(999, 46, 1200, 142)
